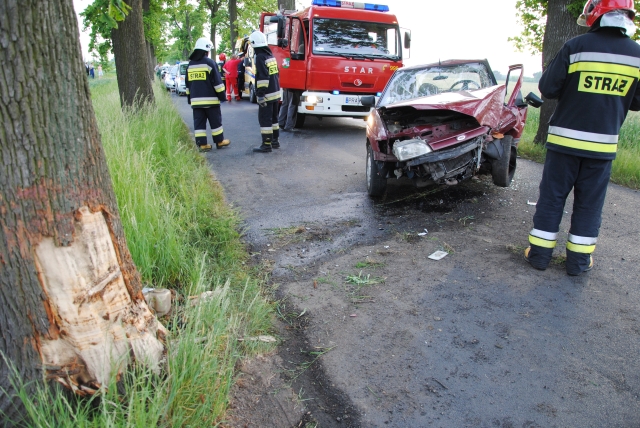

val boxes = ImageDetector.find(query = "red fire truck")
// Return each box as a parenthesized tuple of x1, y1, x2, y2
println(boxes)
(259, 0, 411, 128)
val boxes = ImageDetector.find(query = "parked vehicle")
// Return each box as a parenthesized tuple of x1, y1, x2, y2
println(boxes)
(175, 61, 189, 95)
(258, 0, 411, 128)
(361, 59, 543, 196)
(164, 64, 179, 91)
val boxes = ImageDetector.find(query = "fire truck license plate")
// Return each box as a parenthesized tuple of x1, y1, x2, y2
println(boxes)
(345, 96, 360, 104)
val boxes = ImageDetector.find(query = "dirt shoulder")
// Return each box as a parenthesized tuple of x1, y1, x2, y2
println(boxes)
(226, 161, 640, 427)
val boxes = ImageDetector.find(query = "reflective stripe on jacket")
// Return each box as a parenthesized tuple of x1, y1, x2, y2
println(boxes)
(255, 51, 280, 103)
(539, 26, 640, 160)
(185, 57, 226, 108)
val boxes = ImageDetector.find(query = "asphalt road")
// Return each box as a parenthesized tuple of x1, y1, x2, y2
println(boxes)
(172, 92, 640, 428)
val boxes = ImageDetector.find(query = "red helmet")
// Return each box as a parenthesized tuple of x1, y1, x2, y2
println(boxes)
(219, 53, 226, 61)
(578, 0, 636, 27)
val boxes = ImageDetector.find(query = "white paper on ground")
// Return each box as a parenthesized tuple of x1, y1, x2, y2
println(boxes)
(428, 250, 449, 261)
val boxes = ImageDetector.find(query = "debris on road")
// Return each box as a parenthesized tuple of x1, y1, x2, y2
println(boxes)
(428, 250, 449, 261)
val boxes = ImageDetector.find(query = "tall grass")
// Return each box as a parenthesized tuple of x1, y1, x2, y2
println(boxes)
(519, 102, 640, 189)
(5, 78, 273, 426)
(91, 79, 249, 288)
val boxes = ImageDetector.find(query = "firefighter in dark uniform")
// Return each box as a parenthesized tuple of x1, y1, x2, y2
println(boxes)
(249, 31, 281, 153)
(525, 0, 640, 275)
(217, 52, 227, 94)
(186, 38, 230, 152)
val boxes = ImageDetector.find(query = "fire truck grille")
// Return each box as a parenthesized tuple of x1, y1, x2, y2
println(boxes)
(342, 82, 374, 88)
(342, 106, 371, 113)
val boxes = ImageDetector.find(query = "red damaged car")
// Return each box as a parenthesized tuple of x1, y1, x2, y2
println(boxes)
(360, 59, 542, 196)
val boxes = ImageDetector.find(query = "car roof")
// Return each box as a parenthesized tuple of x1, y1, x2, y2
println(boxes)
(400, 59, 491, 71)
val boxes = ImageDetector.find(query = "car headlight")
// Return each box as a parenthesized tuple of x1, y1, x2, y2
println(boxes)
(305, 95, 323, 104)
(392, 138, 432, 161)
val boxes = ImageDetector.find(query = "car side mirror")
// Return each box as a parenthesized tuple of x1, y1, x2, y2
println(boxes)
(524, 92, 543, 108)
(278, 38, 289, 48)
(404, 31, 411, 49)
(360, 95, 376, 107)
(243, 57, 251, 67)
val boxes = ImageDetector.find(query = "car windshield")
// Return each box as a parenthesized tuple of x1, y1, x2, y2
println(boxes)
(312, 18, 400, 59)
(170, 65, 179, 76)
(379, 62, 496, 107)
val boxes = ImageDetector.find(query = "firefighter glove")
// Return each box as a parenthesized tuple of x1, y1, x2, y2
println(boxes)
(257, 96, 267, 107)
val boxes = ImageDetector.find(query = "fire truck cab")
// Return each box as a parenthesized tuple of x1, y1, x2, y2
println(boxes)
(259, 0, 410, 128)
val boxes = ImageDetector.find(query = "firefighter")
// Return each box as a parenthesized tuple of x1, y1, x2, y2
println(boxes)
(186, 38, 230, 152)
(525, 0, 640, 275)
(217, 52, 227, 92)
(250, 30, 281, 153)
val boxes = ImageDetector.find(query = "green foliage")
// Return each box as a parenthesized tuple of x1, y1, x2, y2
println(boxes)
(511, 0, 640, 55)
(212, 0, 278, 56)
(164, 0, 208, 61)
(82, 0, 166, 60)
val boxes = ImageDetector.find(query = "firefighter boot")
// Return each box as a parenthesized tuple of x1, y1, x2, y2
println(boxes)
(198, 144, 212, 152)
(253, 142, 272, 153)
(271, 140, 280, 149)
(216, 139, 230, 149)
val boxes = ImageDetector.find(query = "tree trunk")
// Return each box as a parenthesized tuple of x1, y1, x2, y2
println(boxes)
(280, 0, 295, 10)
(204, 0, 221, 53)
(0, 0, 165, 422)
(142, 0, 155, 81)
(534, 0, 587, 144)
(229, 0, 238, 50)
(149, 43, 157, 80)
(111, 0, 155, 108)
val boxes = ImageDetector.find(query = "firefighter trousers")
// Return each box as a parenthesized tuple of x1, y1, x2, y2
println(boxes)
(258, 102, 280, 144)
(193, 107, 224, 147)
(528, 150, 612, 275)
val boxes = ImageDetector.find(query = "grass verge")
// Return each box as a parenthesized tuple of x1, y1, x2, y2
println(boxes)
(6, 78, 273, 426)
(518, 108, 640, 189)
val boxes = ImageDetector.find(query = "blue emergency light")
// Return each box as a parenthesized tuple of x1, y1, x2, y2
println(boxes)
(332, 90, 340, 95)
(312, 0, 389, 12)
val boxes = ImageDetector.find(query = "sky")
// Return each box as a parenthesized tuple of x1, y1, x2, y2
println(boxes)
(74, 0, 544, 77)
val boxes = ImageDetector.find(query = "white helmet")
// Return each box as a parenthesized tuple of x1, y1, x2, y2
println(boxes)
(249, 31, 268, 48)
(194, 37, 213, 52)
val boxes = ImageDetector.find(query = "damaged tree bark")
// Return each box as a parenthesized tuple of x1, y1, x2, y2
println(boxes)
(0, 0, 165, 423)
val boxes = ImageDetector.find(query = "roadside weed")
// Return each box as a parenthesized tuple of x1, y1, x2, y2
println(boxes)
(458, 215, 475, 226)
(265, 225, 307, 246)
(354, 258, 385, 269)
(344, 271, 385, 286)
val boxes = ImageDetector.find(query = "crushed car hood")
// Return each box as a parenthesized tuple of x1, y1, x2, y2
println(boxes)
(383, 84, 507, 129)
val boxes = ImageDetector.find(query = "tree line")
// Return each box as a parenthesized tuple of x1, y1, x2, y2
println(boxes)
(80, 0, 279, 108)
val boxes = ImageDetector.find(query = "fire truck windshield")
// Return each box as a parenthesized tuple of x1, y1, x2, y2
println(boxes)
(312, 18, 400, 60)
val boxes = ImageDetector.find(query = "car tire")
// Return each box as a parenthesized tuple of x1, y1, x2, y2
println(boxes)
(491, 135, 516, 187)
(366, 144, 387, 197)
(295, 113, 306, 129)
(249, 84, 257, 104)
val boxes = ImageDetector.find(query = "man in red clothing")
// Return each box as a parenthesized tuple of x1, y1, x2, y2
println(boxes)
(222, 54, 243, 101)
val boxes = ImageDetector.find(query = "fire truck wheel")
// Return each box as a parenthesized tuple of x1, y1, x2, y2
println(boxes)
(295, 113, 306, 129)
(249, 84, 257, 104)
(366, 144, 387, 197)
(491, 135, 516, 187)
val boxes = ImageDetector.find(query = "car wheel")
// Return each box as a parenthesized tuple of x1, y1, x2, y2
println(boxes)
(366, 144, 387, 197)
(491, 135, 516, 187)
(249, 84, 257, 103)
(295, 113, 306, 129)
